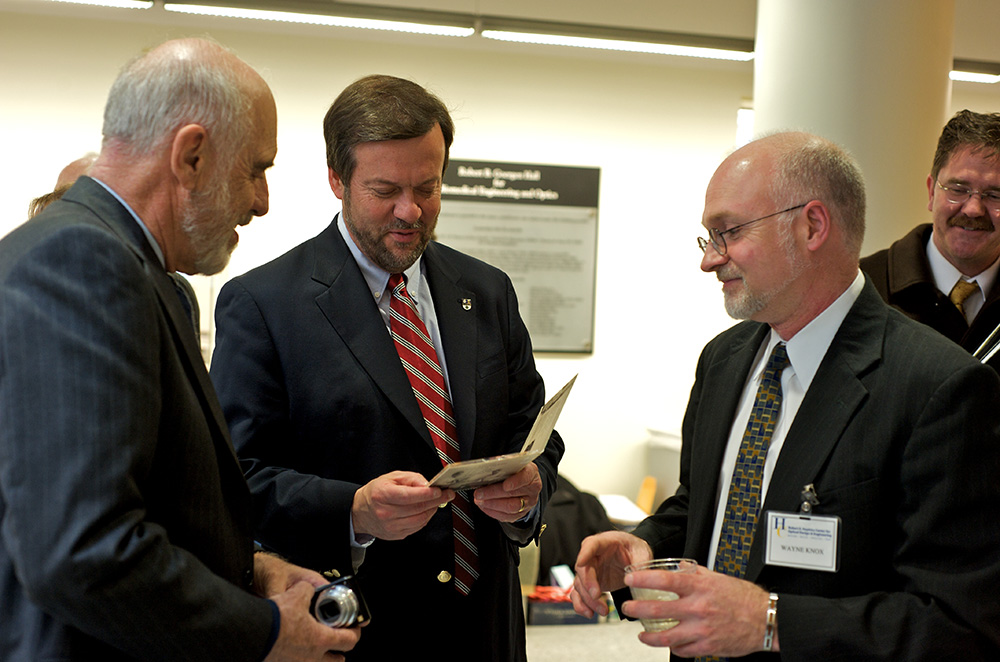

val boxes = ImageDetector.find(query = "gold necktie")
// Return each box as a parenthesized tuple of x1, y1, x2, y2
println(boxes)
(949, 280, 980, 319)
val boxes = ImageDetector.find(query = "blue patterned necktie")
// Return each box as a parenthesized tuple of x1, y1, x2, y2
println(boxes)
(714, 342, 790, 579)
(695, 344, 789, 662)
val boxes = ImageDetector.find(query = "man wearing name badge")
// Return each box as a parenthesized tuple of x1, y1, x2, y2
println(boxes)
(0, 38, 359, 660)
(571, 132, 1000, 660)
(209, 74, 564, 661)
(860, 110, 1000, 366)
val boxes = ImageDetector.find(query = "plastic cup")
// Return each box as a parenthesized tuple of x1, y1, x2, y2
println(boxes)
(624, 558, 697, 632)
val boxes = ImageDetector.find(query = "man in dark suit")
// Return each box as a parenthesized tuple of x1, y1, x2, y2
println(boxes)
(572, 132, 1000, 660)
(860, 110, 1000, 366)
(210, 74, 564, 661)
(0, 38, 358, 661)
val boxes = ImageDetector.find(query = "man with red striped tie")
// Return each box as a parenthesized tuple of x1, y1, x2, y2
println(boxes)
(210, 74, 564, 662)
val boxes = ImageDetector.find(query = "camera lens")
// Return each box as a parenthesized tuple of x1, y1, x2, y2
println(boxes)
(314, 585, 359, 628)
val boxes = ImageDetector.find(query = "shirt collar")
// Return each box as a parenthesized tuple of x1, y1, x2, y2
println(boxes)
(926, 232, 1000, 297)
(90, 176, 166, 269)
(761, 269, 865, 392)
(337, 213, 424, 303)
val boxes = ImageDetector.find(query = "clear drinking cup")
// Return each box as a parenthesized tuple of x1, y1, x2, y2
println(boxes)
(624, 558, 697, 632)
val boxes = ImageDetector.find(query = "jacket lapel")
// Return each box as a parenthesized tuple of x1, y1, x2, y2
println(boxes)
(311, 220, 433, 447)
(422, 243, 478, 459)
(743, 283, 884, 581)
(65, 178, 245, 483)
(686, 323, 770, 562)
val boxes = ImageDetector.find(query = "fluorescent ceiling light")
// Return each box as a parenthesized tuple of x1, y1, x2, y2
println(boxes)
(950, 70, 1000, 84)
(163, 4, 474, 37)
(951, 59, 1000, 84)
(481, 29, 753, 61)
(478, 18, 754, 62)
(48, 0, 152, 8)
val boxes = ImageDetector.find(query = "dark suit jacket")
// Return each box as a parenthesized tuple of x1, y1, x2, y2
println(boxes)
(210, 217, 564, 661)
(631, 280, 1000, 661)
(860, 223, 1000, 368)
(0, 178, 274, 661)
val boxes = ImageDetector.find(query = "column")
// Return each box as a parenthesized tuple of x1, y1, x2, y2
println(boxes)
(753, 0, 955, 254)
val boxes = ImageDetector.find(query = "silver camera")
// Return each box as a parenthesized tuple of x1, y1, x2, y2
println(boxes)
(310, 575, 370, 628)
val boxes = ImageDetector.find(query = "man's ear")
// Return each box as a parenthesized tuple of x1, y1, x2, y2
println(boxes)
(171, 124, 209, 190)
(329, 168, 346, 200)
(926, 173, 936, 212)
(802, 200, 832, 251)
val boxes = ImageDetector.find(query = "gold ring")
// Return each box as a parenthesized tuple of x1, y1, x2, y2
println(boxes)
(518, 497, 526, 513)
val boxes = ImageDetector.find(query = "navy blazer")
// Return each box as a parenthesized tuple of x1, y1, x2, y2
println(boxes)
(632, 280, 1000, 661)
(211, 217, 564, 661)
(0, 178, 274, 661)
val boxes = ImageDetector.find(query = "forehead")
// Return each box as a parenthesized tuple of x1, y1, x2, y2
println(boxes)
(352, 125, 446, 181)
(703, 153, 774, 225)
(940, 144, 1000, 181)
(252, 94, 278, 156)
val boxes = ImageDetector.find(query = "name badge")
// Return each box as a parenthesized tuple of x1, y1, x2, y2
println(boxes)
(765, 511, 840, 572)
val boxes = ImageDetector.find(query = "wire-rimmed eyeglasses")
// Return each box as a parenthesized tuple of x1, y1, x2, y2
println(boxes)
(697, 203, 807, 256)
(935, 180, 1000, 213)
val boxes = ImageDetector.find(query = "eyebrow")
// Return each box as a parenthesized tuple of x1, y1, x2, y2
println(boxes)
(366, 176, 440, 188)
(704, 212, 737, 228)
(945, 178, 1000, 192)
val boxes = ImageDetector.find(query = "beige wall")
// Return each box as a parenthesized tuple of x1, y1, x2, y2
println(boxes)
(2, 8, 998, 502)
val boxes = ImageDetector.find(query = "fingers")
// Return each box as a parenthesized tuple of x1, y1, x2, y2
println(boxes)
(318, 626, 361, 656)
(352, 472, 454, 540)
(473, 492, 534, 522)
(254, 554, 330, 596)
(473, 464, 542, 521)
(267, 582, 362, 661)
(501, 463, 540, 491)
(571, 566, 609, 617)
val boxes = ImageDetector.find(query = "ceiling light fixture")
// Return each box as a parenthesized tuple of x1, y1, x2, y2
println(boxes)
(47, 0, 152, 8)
(478, 17, 754, 62)
(163, 1, 474, 37)
(951, 59, 1000, 84)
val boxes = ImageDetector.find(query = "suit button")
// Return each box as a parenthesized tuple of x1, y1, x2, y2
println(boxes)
(437, 570, 452, 583)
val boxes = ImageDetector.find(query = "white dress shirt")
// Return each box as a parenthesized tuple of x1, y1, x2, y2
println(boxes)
(926, 234, 999, 324)
(706, 270, 865, 570)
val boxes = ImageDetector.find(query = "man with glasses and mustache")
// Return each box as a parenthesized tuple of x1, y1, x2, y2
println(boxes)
(571, 132, 1000, 660)
(861, 110, 1000, 366)
(209, 74, 564, 661)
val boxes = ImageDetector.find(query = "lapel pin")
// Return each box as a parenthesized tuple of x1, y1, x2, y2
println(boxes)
(462, 298, 472, 311)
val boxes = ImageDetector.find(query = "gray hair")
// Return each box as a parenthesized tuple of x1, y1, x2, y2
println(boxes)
(102, 41, 251, 161)
(769, 133, 867, 257)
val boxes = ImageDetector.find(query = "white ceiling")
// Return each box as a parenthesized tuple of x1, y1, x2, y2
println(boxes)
(2, 0, 998, 65)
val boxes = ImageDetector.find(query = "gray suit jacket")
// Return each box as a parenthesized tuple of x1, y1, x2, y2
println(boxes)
(0, 178, 274, 661)
(632, 280, 1000, 661)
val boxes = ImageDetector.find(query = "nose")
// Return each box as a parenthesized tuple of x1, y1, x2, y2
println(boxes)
(959, 192, 987, 217)
(252, 176, 269, 217)
(394, 189, 422, 223)
(700, 243, 727, 272)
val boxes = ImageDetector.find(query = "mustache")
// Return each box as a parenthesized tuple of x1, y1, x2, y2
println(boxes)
(716, 266, 742, 282)
(947, 214, 994, 231)
(387, 219, 425, 230)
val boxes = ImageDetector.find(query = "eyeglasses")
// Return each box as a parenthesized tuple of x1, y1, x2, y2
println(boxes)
(936, 180, 1000, 212)
(697, 203, 807, 256)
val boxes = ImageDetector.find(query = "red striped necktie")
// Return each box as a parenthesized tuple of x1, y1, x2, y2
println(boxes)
(388, 273, 479, 595)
